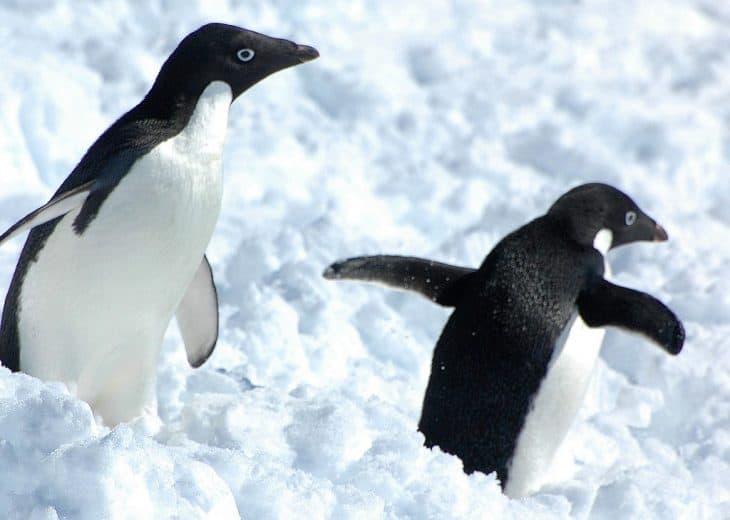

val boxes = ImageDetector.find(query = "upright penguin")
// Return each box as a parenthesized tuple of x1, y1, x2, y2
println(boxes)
(324, 183, 684, 497)
(0, 23, 318, 425)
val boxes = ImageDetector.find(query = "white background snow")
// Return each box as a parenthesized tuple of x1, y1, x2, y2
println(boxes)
(0, 0, 728, 518)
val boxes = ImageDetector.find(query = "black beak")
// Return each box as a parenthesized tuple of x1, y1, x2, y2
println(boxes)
(654, 223, 668, 242)
(294, 44, 319, 63)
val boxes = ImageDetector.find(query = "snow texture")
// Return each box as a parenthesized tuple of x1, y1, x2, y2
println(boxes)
(0, 0, 728, 518)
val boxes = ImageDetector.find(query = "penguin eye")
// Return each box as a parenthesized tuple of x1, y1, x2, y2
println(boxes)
(625, 211, 637, 226)
(236, 48, 255, 62)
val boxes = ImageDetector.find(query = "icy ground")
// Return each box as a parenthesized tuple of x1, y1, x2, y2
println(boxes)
(0, 0, 728, 518)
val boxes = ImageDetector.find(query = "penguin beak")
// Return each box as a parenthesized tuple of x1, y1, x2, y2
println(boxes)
(293, 44, 319, 63)
(653, 223, 668, 242)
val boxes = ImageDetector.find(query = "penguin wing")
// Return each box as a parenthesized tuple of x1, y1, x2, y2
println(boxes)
(577, 277, 684, 355)
(177, 255, 219, 368)
(323, 255, 477, 306)
(0, 180, 95, 247)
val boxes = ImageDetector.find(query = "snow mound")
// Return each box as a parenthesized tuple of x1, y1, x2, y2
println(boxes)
(0, 0, 728, 518)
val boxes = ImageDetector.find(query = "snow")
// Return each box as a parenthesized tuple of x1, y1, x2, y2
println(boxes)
(0, 0, 728, 518)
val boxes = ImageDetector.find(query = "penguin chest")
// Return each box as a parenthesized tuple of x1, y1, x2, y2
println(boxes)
(503, 313, 605, 497)
(17, 82, 232, 400)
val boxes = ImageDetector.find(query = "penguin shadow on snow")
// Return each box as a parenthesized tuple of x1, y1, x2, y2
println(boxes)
(323, 182, 684, 498)
(0, 23, 318, 427)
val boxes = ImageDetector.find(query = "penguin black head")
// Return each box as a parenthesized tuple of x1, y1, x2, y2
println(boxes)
(548, 183, 668, 249)
(147, 23, 318, 105)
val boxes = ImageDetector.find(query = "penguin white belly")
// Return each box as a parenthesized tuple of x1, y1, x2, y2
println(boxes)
(17, 81, 232, 425)
(504, 313, 605, 498)
(504, 231, 613, 498)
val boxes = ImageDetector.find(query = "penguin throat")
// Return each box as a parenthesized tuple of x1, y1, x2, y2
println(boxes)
(172, 81, 232, 155)
(161, 81, 232, 162)
(140, 77, 232, 135)
(593, 229, 613, 255)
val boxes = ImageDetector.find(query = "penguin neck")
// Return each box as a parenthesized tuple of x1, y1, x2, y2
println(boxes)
(547, 212, 605, 248)
(137, 70, 231, 124)
(131, 81, 233, 146)
(179, 81, 233, 152)
(592, 229, 613, 256)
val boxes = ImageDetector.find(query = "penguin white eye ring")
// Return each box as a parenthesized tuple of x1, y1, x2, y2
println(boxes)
(625, 210, 637, 226)
(237, 48, 255, 62)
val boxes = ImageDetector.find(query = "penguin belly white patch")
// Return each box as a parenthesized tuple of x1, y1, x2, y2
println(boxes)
(504, 313, 605, 497)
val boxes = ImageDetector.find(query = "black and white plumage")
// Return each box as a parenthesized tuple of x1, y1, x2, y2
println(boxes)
(0, 23, 318, 425)
(324, 183, 684, 497)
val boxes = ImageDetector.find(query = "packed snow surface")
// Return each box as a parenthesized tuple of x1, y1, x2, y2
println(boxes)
(0, 0, 728, 518)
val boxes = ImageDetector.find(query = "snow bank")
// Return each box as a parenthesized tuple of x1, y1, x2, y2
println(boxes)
(0, 0, 727, 518)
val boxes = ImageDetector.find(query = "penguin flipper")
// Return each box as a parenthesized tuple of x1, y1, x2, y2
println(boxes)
(177, 255, 219, 368)
(0, 180, 94, 247)
(577, 278, 684, 355)
(323, 255, 476, 307)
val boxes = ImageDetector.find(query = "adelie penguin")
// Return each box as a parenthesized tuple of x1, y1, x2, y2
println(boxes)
(324, 183, 684, 497)
(0, 23, 318, 426)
